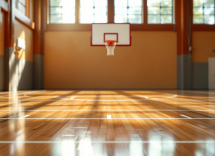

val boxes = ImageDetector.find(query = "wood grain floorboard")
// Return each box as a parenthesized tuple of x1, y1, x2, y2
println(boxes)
(0, 90, 215, 155)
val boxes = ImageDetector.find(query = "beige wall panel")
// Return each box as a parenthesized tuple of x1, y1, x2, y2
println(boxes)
(14, 19, 33, 62)
(45, 31, 177, 89)
(192, 32, 215, 62)
(0, 11, 4, 56)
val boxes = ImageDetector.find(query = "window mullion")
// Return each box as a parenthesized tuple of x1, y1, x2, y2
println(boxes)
(76, 0, 80, 24)
(144, 0, 147, 24)
(108, 0, 114, 23)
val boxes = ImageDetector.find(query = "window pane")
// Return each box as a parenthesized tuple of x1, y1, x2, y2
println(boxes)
(147, 0, 173, 24)
(205, 0, 214, 7)
(115, 15, 128, 23)
(128, 0, 142, 7)
(204, 7, 214, 15)
(148, 7, 160, 14)
(204, 15, 215, 24)
(115, 7, 127, 14)
(51, 0, 75, 6)
(95, 15, 107, 23)
(128, 15, 142, 23)
(161, 15, 172, 23)
(115, 0, 127, 7)
(193, 7, 203, 15)
(62, 14, 75, 23)
(161, 0, 172, 6)
(148, 15, 160, 23)
(50, 0, 75, 23)
(94, 7, 107, 15)
(115, 0, 142, 23)
(18, 4, 25, 15)
(80, 6, 93, 15)
(193, 0, 204, 7)
(193, 15, 204, 23)
(95, 0, 107, 7)
(80, 0, 107, 23)
(193, 0, 215, 24)
(128, 7, 142, 15)
(50, 6, 63, 15)
(147, 0, 160, 7)
(80, 15, 94, 23)
(80, 0, 93, 6)
(19, 0, 26, 5)
(50, 15, 62, 23)
(161, 7, 172, 14)
(50, 0, 61, 6)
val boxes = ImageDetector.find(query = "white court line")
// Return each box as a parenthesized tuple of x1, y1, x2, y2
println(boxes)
(19, 115, 30, 119)
(54, 95, 149, 101)
(71, 96, 76, 99)
(180, 114, 192, 119)
(1, 118, 215, 120)
(0, 109, 214, 112)
(0, 141, 214, 144)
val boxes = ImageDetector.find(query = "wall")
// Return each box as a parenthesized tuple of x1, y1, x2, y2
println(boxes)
(0, 11, 4, 91)
(45, 31, 177, 89)
(10, 18, 34, 90)
(192, 32, 215, 89)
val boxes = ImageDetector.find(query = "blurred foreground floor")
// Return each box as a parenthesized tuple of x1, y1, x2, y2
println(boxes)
(0, 90, 215, 156)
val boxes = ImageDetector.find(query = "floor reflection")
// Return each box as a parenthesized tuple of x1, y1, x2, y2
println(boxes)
(0, 90, 215, 155)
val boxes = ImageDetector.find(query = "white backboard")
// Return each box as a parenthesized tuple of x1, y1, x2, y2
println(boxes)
(91, 23, 131, 46)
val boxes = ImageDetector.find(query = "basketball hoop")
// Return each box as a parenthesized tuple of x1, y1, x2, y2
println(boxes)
(105, 40, 117, 56)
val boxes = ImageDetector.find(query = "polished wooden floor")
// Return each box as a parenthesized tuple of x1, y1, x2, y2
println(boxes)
(0, 90, 215, 156)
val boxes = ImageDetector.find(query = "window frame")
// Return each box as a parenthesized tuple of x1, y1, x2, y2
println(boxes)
(147, 0, 174, 24)
(191, 0, 215, 31)
(15, 0, 30, 18)
(46, 0, 176, 31)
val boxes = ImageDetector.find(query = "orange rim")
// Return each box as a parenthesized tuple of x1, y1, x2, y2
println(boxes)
(105, 40, 117, 44)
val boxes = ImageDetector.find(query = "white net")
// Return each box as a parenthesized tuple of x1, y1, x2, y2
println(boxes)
(105, 42, 116, 56)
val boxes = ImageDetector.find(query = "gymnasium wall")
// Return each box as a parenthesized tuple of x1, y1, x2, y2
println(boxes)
(192, 32, 215, 89)
(10, 19, 34, 90)
(5, 0, 34, 91)
(44, 31, 177, 89)
(0, 11, 4, 91)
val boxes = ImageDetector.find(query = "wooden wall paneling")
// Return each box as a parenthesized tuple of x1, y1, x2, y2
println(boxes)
(47, 24, 174, 31)
(25, 0, 30, 18)
(108, 0, 114, 23)
(5, 0, 14, 48)
(176, 0, 189, 55)
(75, 0, 80, 24)
(143, 0, 147, 24)
(0, 11, 2, 31)
(33, 0, 41, 55)
(0, 0, 9, 32)
(41, 0, 47, 55)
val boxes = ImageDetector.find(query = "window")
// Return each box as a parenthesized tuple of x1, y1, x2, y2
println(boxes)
(80, 0, 107, 23)
(114, 0, 142, 24)
(193, 0, 215, 24)
(147, 0, 173, 24)
(49, 0, 75, 23)
(16, 0, 26, 15)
